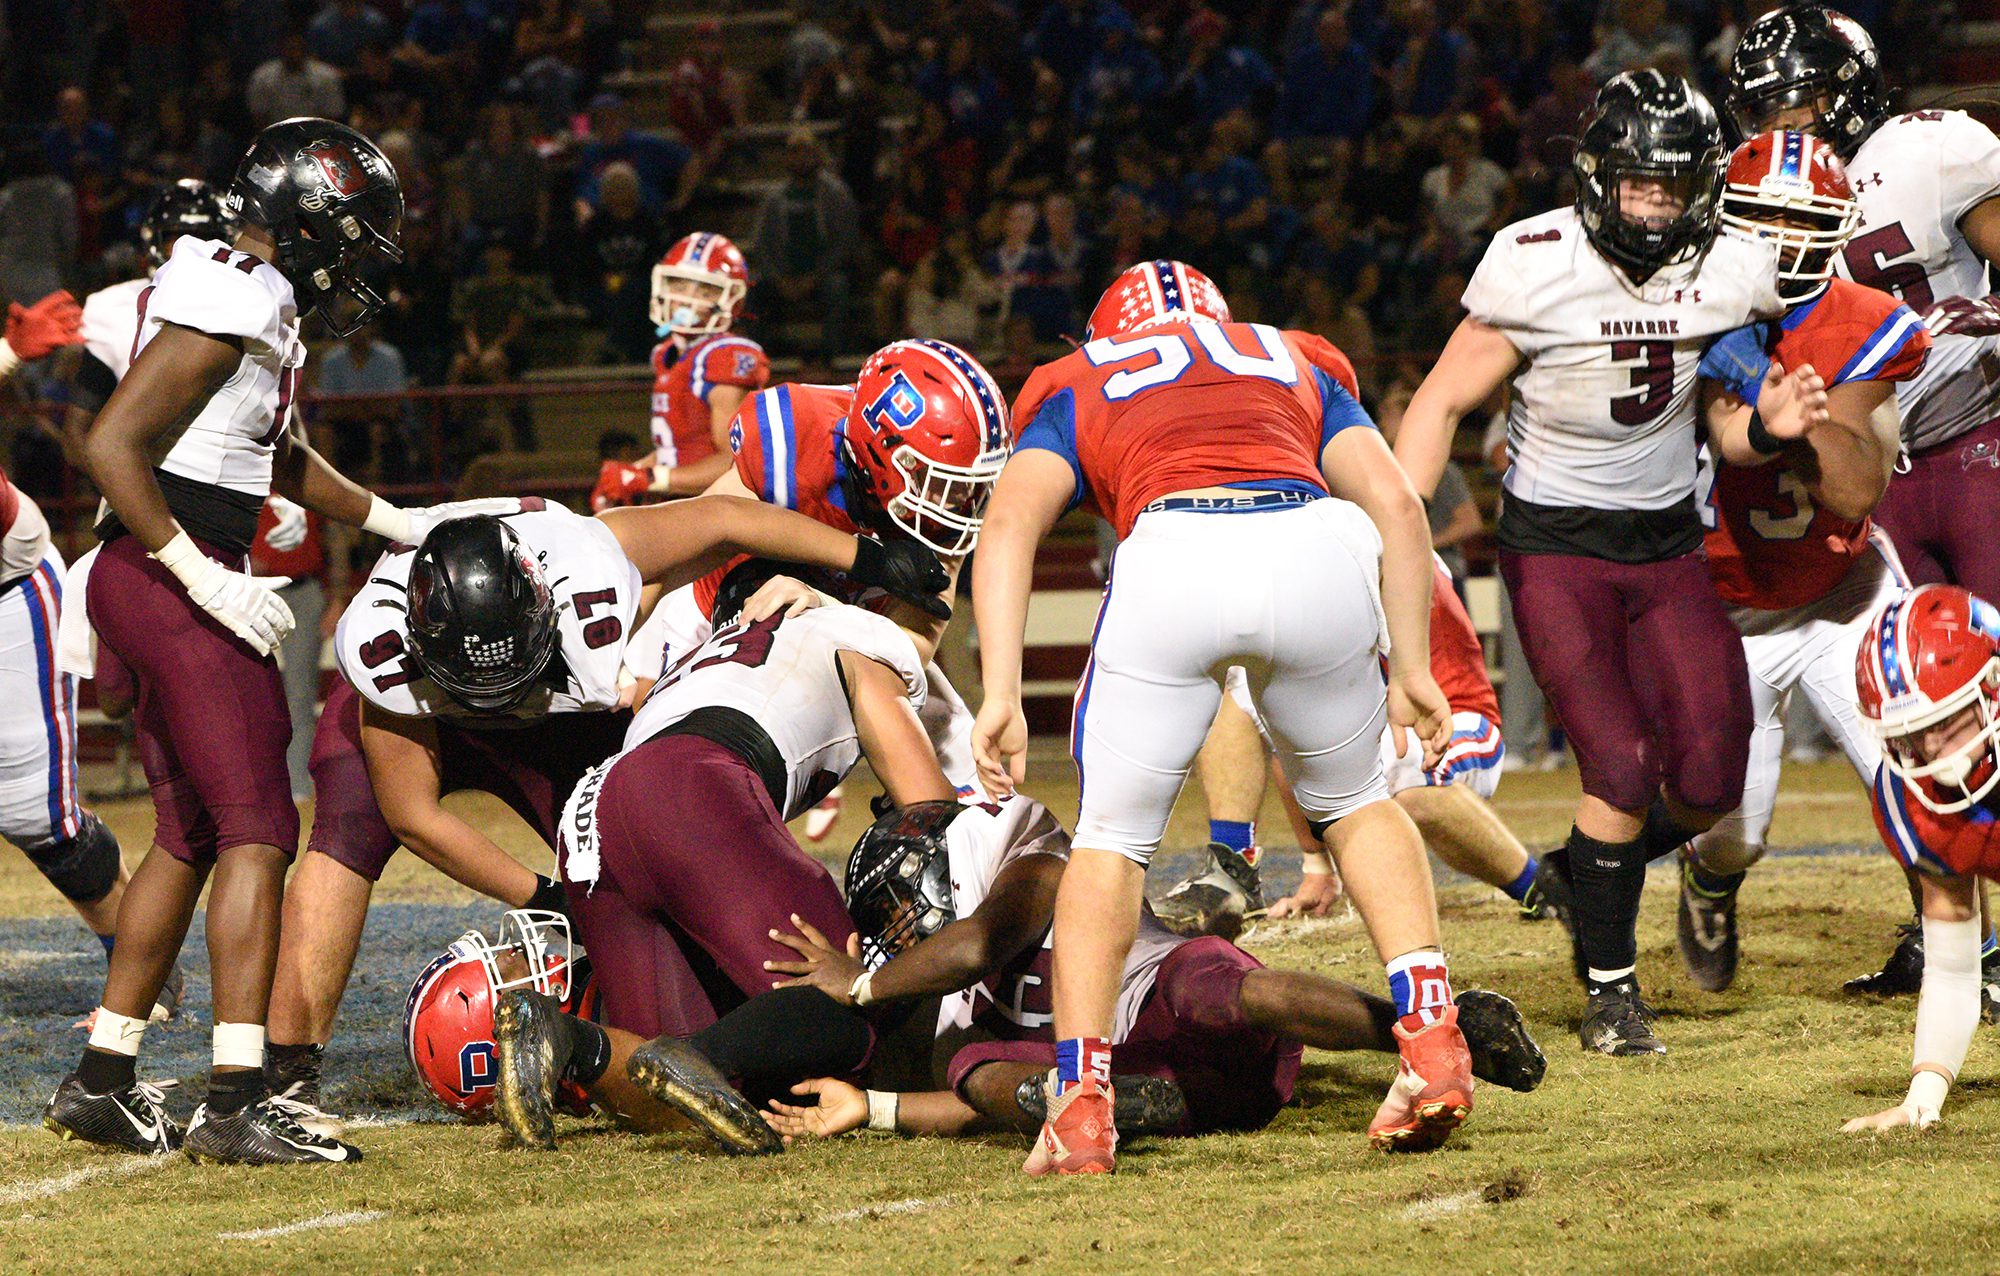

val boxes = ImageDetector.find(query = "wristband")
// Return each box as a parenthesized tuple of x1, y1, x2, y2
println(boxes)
(1300, 850, 1336, 875)
(1745, 411, 1781, 457)
(849, 970, 876, 1007)
(151, 529, 209, 586)
(865, 1089, 899, 1132)
(361, 494, 414, 543)
(1907, 1068, 1951, 1119)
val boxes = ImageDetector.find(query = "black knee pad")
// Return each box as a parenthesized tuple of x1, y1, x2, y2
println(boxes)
(27, 812, 121, 904)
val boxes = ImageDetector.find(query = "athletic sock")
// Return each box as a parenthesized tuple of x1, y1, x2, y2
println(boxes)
(1501, 858, 1537, 902)
(1385, 949, 1454, 1031)
(1210, 820, 1255, 859)
(1053, 1037, 1111, 1096)
(563, 1018, 613, 1088)
(206, 1067, 265, 1116)
(1565, 826, 1646, 993)
(686, 986, 873, 1092)
(1639, 796, 1704, 864)
(77, 1046, 136, 1094)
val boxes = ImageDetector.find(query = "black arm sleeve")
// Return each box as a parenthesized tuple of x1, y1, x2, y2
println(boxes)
(68, 349, 117, 416)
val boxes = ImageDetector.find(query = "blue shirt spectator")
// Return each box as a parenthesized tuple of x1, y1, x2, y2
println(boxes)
(403, 0, 488, 59)
(576, 96, 694, 216)
(43, 88, 118, 183)
(308, 0, 391, 68)
(1274, 8, 1378, 141)
(1390, 1, 1473, 118)
(1183, 152, 1267, 225)
(1072, 26, 1164, 125)
(915, 35, 1011, 145)
(1026, 0, 1137, 86)
(1174, 11, 1277, 133)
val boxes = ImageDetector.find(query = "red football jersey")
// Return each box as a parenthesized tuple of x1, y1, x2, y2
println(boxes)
(1703, 280, 1928, 610)
(1430, 560, 1499, 725)
(650, 333, 770, 471)
(1873, 764, 2000, 881)
(1011, 324, 1367, 540)
(693, 382, 860, 617)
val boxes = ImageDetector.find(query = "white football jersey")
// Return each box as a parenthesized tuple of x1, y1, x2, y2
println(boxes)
(625, 603, 925, 821)
(334, 499, 640, 721)
(79, 276, 146, 381)
(1840, 110, 2000, 451)
(1465, 206, 1785, 509)
(934, 796, 1179, 1043)
(137, 236, 307, 497)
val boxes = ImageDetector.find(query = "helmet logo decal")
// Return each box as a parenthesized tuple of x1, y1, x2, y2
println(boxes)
(861, 370, 926, 437)
(298, 141, 369, 212)
(458, 1041, 497, 1094)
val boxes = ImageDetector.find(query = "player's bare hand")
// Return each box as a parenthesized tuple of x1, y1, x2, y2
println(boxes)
(742, 575, 828, 622)
(764, 1078, 869, 1141)
(764, 913, 865, 1000)
(1389, 670, 1451, 770)
(1269, 870, 1344, 918)
(973, 695, 1028, 796)
(1758, 359, 1829, 442)
(1841, 1102, 1939, 1135)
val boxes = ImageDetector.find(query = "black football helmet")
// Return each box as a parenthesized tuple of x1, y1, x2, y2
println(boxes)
(404, 516, 559, 714)
(845, 802, 961, 969)
(139, 179, 236, 269)
(1574, 70, 1729, 281)
(226, 117, 403, 336)
(1727, 5, 1886, 159)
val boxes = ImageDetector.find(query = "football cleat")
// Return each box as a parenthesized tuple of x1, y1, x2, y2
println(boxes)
(1022, 1073, 1117, 1176)
(1536, 847, 1586, 982)
(1518, 855, 1572, 925)
(627, 1034, 782, 1155)
(804, 784, 844, 843)
(1579, 981, 1666, 1057)
(43, 1075, 182, 1155)
(1676, 849, 1742, 993)
(151, 963, 185, 1024)
(1368, 1005, 1475, 1152)
(1152, 842, 1264, 941)
(1455, 990, 1545, 1092)
(264, 1044, 343, 1139)
(1843, 921, 1924, 997)
(182, 1095, 360, 1164)
(1015, 1071, 1185, 1134)
(492, 989, 577, 1150)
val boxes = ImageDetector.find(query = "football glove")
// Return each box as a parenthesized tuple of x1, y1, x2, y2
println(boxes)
(1923, 296, 2000, 339)
(264, 496, 309, 552)
(5, 290, 83, 361)
(153, 531, 294, 656)
(591, 460, 652, 512)
(848, 535, 952, 620)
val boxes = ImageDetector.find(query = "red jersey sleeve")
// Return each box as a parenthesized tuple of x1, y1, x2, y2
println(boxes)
(727, 391, 767, 497)
(1283, 330, 1360, 398)
(697, 337, 770, 393)
(1800, 281, 1930, 387)
(0, 465, 17, 537)
(1009, 364, 1063, 442)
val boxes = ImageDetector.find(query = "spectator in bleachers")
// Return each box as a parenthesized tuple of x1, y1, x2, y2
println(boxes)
(1041, 192, 1090, 333)
(43, 87, 118, 184)
(1169, 8, 1276, 134)
(800, 39, 886, 206)
(309, 0, 392, 69)
(1072, 21, 1164, 131)
(1420, 113, 1513, 263)
(380, 214, 455, 387)
(749, 130, 861, 357)
(1272, 5, 1378, 154)
(247, 30, 347, 126)
(576, 93, 698, 219)
(1388, 0, 1475, 118)
(344, 39, 428, 122)
(990, 199, 1069, 342)
(917, 32, 1012, 149)
(1291, 272, 1378, 387)
(0, 147, 76, 309)
(1289, 197, 1381, 319)
(1026, 0, 1138, 88)
(1585, 0, 1695, 80)
(902, 229, 996, 347)
(576, 162, 663, 365)
(668, 18, 749, 168)
(1184, 116, 1271, 247)
(450, 238, 552, 450)
(398, 0, 488, 77)
(313, 326, 413, 479)
(1516, 49, 1597, 184)
(1471, 0, 1564, 104)
(448, 103, 549, 257)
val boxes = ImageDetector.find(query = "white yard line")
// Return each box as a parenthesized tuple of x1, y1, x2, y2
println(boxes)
(0, 1155, 168, 1205)
(819, 1197, 949, 1224)
(218, 1210, 386, 1241)
(1400, 1189, 1484, 1222)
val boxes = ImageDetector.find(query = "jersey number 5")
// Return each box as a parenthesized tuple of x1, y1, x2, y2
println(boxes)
(1609, 341, 1675, 426)
(1082, 323, 1299, 401)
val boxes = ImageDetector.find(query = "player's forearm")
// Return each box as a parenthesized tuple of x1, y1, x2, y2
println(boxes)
(970, 508, 1038, 701)
(82, 428, 180, 551)
(886, 1089, 986, 1137)
(273, 437, 376, 528)
(1806, 384, 1896, 521)
(869, 918, 1000, 1001)
(385, 805, 540, 906)
(1374, 490, 1436, 680)
(653, 451, 732, 497)
(1396, 319, 1518, 499)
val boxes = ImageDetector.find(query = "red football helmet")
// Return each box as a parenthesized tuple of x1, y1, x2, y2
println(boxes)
(403, 910, 597, 1117)
(1084, 260, 1231, 341)
(1858, 585, 2000, 814)
(844, 339, 1011, 557)
(1719, 130, 1861, 303)
(651, 232, 749, 338)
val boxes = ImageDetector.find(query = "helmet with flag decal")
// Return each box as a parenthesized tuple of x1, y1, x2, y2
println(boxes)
(843, 339, 1011, 558)
(1857, 585, 2000, 815)
(651, 232, 750, 338)
(404, 910, 597, 1117)
(1085, 260, 1231, 341)
(1719, 130, 1860, 302)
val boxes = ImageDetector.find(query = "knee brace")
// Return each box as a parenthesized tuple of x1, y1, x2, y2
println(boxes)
(27, 812, 121, 904)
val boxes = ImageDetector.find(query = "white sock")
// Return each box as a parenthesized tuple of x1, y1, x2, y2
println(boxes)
(1587, 965, 1637, 985)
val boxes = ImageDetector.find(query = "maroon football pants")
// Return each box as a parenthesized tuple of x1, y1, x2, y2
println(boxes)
(1873, 417, 2000, 601)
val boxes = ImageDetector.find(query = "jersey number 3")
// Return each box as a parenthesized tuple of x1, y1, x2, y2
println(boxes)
(1082, 324, 1299, 401)
(1610, 341, 1675, 426)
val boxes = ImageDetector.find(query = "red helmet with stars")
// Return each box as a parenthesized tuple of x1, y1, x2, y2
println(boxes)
(1085, 260, 1231, 341)
(844, 339, 1011, 557)
(1858, 585, 2000, 814)
(403, 910, 597, 1118)
(651, 232, 750, 338)
(1719, 130, 1860, 303)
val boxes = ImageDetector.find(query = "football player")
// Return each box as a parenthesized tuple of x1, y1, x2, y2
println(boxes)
(48, 119, 525, 1165)
(262, 494, 947, 1138)
(1845, 586, 2000, 1133)
(1394, 72, 1826, 1056)
(973, 259, 1467, 1174)
(591, 233, 768, 511)
(760, 799, 1545, 1146)
(1675, 130, 1926, 991)
(1728, 3, 2000, 998)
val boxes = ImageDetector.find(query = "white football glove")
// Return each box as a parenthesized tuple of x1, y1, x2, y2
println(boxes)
(365, 495, 527, 546)
(153, 531, 294, 656)
(264, 496, 309, 551)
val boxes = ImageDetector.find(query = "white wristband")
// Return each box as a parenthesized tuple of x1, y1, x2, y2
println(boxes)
(849, 970, 876, 1007)
(0, 336, 19, 380)
(865, 1089, 899, 1133)
(361, 494, 414, 543)
(1300, 850, 1336, 875)
(1907, 1068, 1952, 1117)
(150, 529, 209, 587)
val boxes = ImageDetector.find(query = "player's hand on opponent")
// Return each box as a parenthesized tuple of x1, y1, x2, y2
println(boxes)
(1841, 1101, 1940, 1135)
(1388, 670, 1452, 770)
(973, 695, 1029, 796)
(742, 574, 832, 622)
(1923, 295, 2000, 339)
(764, 1078, 868, 1141)
(153, 531, 294, 655)
(401, 497, 529, 546)
(1755, 358, 1830, 443)
(847, 535, 952, 620)
(5, 289, 82, 360)
(264, 496, 309, 551)
(764, 912, 866, 1001)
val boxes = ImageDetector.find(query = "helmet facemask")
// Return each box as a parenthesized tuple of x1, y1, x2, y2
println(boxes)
(1875, 664, 2000, 815)
(1578, 151, 1727, 279)
(1719, 185, 1859, 302)
(883, 443, 1005, 557)
(848, 843, 956, 971)
(466, 909, 575, 1002)
(292, 207, 404, 337)
(650, 263, 743, 338)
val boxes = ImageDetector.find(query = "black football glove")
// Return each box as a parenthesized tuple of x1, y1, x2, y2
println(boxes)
(848, 535, 952, 621)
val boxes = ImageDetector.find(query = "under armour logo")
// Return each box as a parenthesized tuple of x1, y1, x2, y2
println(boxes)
(1852, 172, 1886, 192)
(1673, 288, 1702, 304)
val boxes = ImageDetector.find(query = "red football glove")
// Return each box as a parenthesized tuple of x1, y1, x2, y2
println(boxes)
(1923, 295, 2000, 339)
(590, 459, 652, 512)
(6, 290, 84, 361)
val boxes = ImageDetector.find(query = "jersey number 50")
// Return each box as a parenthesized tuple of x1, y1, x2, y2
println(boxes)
(1082, 323, 1299, 401)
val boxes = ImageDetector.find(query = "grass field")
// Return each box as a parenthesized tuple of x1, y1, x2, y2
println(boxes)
(2, 755, 1996, 1276)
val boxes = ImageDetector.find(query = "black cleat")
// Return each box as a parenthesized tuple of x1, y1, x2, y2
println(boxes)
(264, 1044, 343, 1139)
(1153, 842, 1265, 941)
(1844, 921, 1924, 997)
(43, 1075, 182, 1154)
(628, 1035, 783, 1155)
(1518, 854, 1572, 924)
(1676, 849, 1743, 993)
(1537, 847, 1586, 982)
(1455, 989, 1546, 1091)
(182, 1095, 359, 1164)
(1014, 1072, 1187, 1133)
(150, 963, 184, 1023)
(1580, 980, 1665, 1057)
(493, 989, 579, 1150)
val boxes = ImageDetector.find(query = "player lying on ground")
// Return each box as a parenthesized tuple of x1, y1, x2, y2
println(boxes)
(260, 493, 948, 1139)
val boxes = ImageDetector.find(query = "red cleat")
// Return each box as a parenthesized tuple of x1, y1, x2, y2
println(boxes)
(1022, 1073, 1117, 1176)
(1368, 1005, 1474, 1152)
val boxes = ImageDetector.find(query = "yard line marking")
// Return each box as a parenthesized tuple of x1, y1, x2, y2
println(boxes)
(1400, 1189, 1483, 1222)
(820, 1197, 948, 1224)
(0, 1156, 167, 1205)
(218, 1210, 386, 1240)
